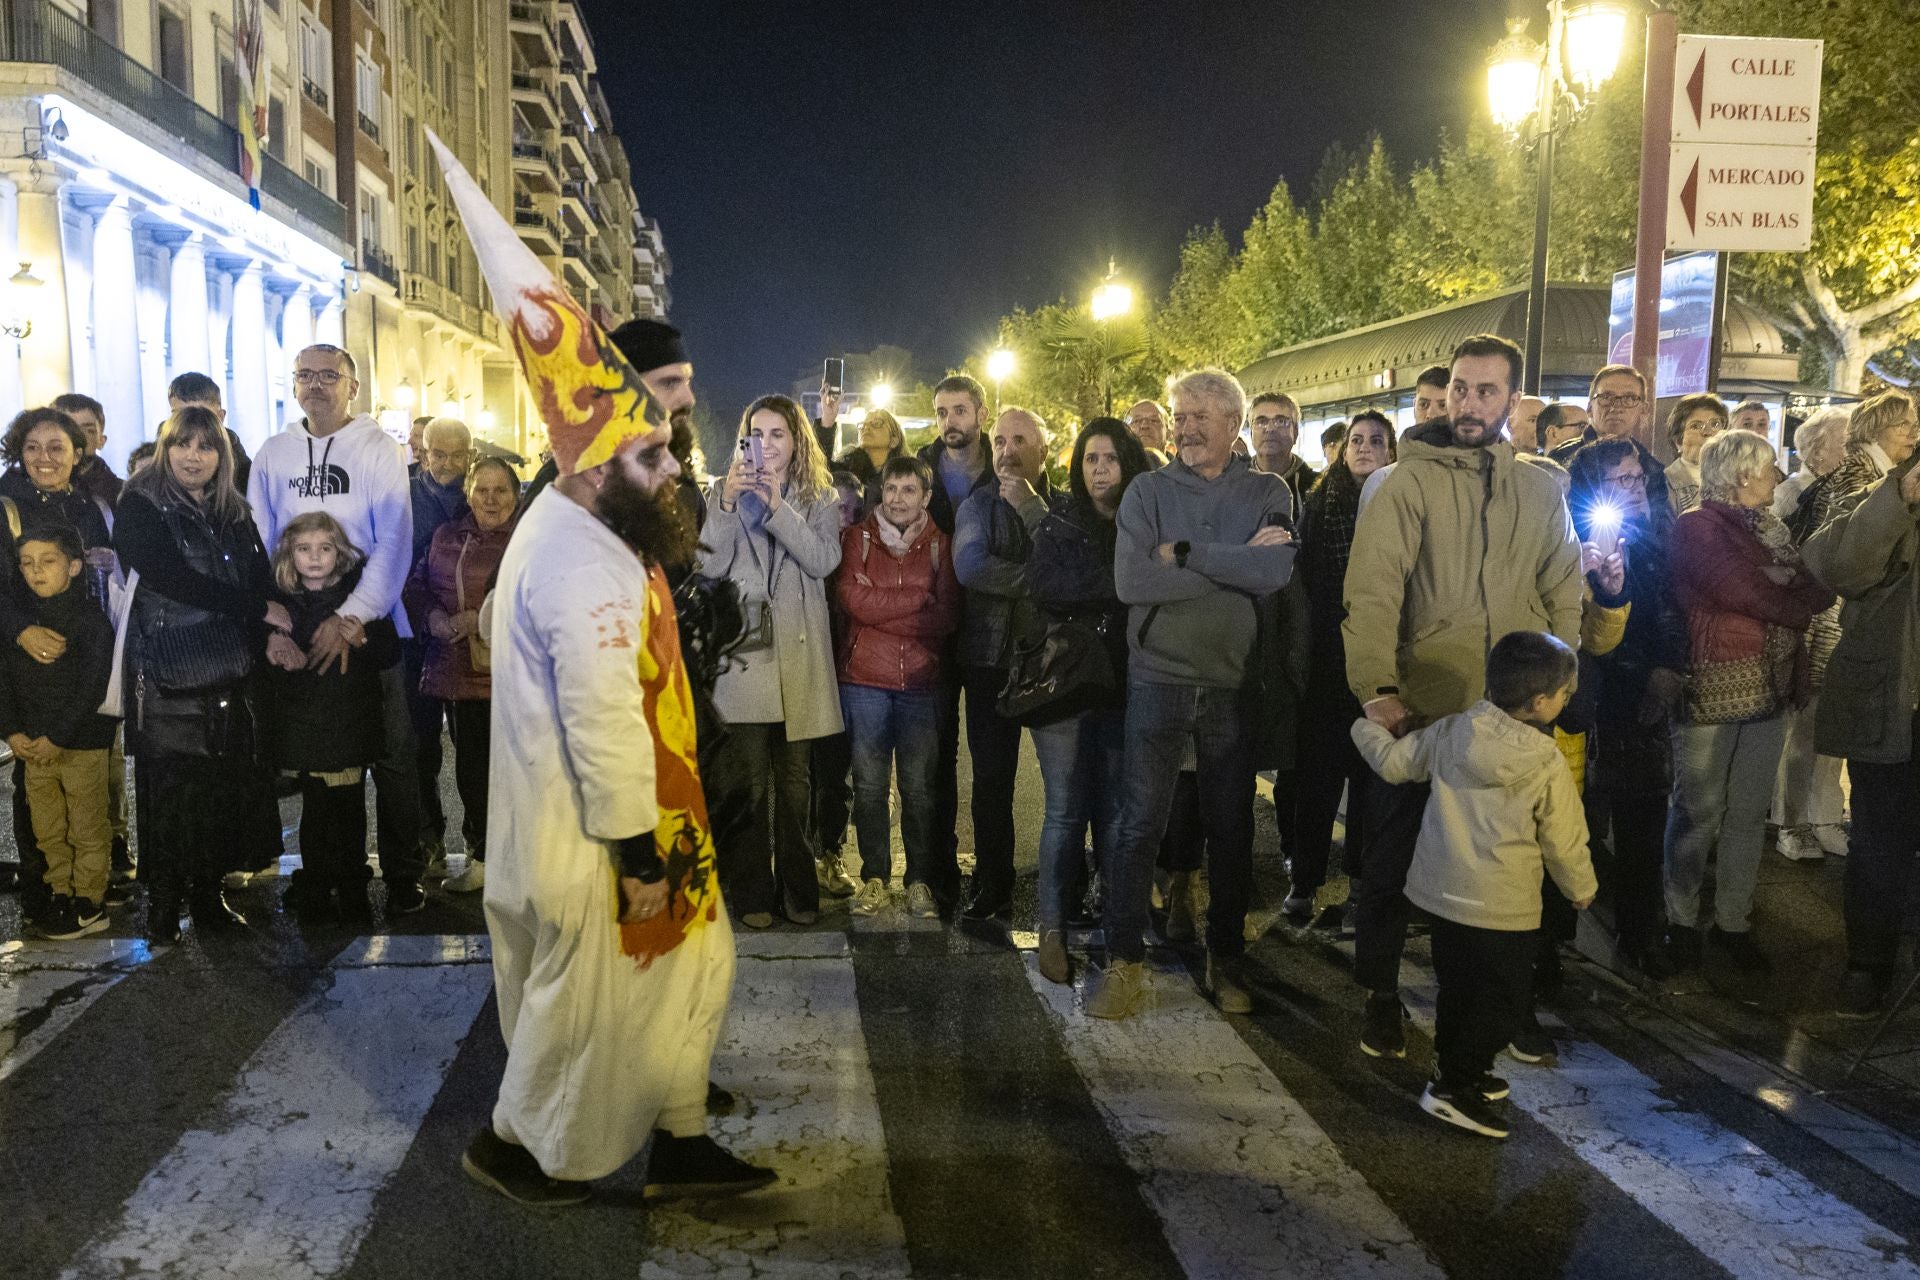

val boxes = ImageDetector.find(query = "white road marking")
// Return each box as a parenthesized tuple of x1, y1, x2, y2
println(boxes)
(60, 949, 493, 1280)
(0, 938, 153, 1083)
(1396, 961, 1920, 1280)
(1027, 955, 1442, 1280)
(641, 953, 913, 1280)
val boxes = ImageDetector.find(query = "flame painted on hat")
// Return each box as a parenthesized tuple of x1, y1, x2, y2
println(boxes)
(427, 129, 662, 475)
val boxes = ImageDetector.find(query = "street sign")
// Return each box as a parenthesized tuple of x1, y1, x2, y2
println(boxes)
(1671, 35, 1823, 146)
(1666, 34, 1822, 253)
(1667, 142, 1816, 252)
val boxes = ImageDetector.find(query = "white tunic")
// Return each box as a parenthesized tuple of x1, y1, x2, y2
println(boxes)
(483, 488, 733, 1181)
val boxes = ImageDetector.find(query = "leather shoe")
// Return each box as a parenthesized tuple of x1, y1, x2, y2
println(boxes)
(189, 890, 249, 933)
(961, 883, 1012, 920)
(1207, 953, 1253, 1014)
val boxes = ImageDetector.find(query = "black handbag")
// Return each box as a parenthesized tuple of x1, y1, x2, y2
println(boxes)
(144, 615, 253, 695)
(996, 617, 1117, 727)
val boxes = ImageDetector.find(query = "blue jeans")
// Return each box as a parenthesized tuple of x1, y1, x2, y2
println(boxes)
(840, 684, 941, 887)
(1105, 681, 1258, 962)
(1029, 705, 1126, 931)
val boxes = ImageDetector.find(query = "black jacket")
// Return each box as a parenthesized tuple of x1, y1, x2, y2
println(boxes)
(916, 439, 995, 537)
(267, 566, 393, 774)
(1027, 496, 1129, 684)
(0, 585, 115, 750)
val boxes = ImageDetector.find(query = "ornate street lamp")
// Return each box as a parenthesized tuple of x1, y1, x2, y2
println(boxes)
(1089, 259, 1134, 413)
(1, 261, 42, 339)
(985, 347, 1016, 413)
(1487, 1, 1629, 395)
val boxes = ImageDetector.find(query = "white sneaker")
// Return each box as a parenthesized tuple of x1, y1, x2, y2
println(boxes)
(851, 878, 888, 916)
(906, 882, 939, 919)
(444, 861, 486, 893)
(1814, 824, 1850, 857)
(222, 870, 251, 890)
(1777, 826, 1824, 862)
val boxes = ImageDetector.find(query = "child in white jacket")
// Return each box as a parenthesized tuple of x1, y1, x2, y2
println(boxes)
(1351, 630, 1597, 1140)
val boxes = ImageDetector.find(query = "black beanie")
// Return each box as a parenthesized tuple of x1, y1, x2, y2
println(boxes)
(608, 318, 689, 375)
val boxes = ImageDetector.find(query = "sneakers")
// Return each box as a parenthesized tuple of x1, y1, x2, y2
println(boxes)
(1207, 953, 1253, 1014)
(1421, 1079, 1510, 1139)
(103, 881, 135, 908)
(1162, 870, 1197, 943)
(1836, 968, 1890, 1021)
(1814, 824, 1850, 857)
(1085, 959, 1147, 1020)
(739, 912, 775, 930)
(851, 878, 888, 916)
(1710, 926, 1772, 974)
(1476, 1073, 1511, 1101)
(461, 1127, 592, 1207)
(906, 882, 939, 920)
(444, 861, 486, 893)
(1777, 825, 1824, 862)
(387, 879, 428, 915)
(643, 1131, 777, 1200)
(961, 879, 1012, 921)
(42, 897, 108, 940)
(1282, 893, 1315, 923)
(1360, 992, 1408, 1059)
(1037, 929, 1071, 984)
(423, 837, 448, 879)
(816, 850, 858, 899)
(1507, 1016, 1558, 1066)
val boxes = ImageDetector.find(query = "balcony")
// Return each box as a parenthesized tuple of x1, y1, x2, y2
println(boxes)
(302, 76, 330, 112)
(510, 136, 558, 192)
(362, 243, 398, 287)
(0, 0, 346, 239)
(357, 111, 382, 145)
(512, 204, 560, 251)
(509, 2, 558, 62)
(510, 70, 558, 129)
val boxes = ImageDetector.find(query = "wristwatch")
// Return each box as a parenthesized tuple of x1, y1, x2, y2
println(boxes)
(1173, 540, 1191, 569)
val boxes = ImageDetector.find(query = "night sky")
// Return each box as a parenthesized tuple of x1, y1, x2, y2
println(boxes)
(580, 0, 1518, 419)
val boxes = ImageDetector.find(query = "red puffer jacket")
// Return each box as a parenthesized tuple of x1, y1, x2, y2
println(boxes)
(835, 513, 961, 691)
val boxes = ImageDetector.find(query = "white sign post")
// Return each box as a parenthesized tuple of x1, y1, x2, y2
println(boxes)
(1666, 34, 1822, 253)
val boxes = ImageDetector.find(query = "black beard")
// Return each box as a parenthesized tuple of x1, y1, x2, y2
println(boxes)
(597, 464, 698, 568)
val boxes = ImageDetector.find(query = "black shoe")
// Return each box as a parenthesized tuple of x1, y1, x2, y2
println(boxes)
(1709, 927, 1771, 973)
(110, 836, 132, 880)
(1666, 924, 1702, 972)
(1360, 992, 1408, 1059)
(1476, 1073, 1511, 1101)
(961, 883, 1013, 921)
(1421, 1079, 1510, 1139)
(145, 891, 183, 945)
(1620, 934, 1676, 980)
(103, 880, 135, 908)
(643, 1131, 777, 1200)
(189, 890, 249, 933)
(283, 869, 339, 923)
(1312, 902, 1347, 933)
(387, 879, 427, 916)
(35, 894, 74, 939)
(1507, 1016, 1558, 1067)
(706, 1080, 736, 1116)
(1837, 968, 1891, 1021)
(461, 1127, 592, 1207)
(0, 861, 18, 892)
(45, 898, 107, 941)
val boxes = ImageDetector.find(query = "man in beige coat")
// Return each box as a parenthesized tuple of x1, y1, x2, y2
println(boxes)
(1341, 333, 1583, 1059)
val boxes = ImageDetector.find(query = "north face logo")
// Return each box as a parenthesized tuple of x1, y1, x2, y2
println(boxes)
(290, 464, 351, 499)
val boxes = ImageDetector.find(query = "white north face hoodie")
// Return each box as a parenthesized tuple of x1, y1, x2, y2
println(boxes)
(247, 413, 414, 636)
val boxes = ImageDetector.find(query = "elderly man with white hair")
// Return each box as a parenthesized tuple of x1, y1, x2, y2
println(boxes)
(1089, 368, 1296, 1020)
(409, 415, 475, 872)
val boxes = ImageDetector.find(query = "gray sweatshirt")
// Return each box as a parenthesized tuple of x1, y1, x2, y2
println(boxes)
(1114, 453, 1295, 688)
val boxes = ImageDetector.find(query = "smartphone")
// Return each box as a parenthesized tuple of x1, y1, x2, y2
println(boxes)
(822, 357, 845, 395)
(738, 435, 765, 473)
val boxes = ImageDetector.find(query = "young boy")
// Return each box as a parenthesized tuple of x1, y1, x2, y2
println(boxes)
(1351, 631, 1597, 1140)
(0, 525, 117, 939)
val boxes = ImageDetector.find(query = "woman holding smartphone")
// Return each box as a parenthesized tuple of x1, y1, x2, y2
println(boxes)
(698, 394, 845, 928)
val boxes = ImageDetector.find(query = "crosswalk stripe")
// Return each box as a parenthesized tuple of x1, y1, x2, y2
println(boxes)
(640, 949, 914, 1279)
(59, 936, 494, 1280)
(1396, 961, 1920, 1280)
(0, 938, 151, 1084)
(1025, 956, 1443, 1280)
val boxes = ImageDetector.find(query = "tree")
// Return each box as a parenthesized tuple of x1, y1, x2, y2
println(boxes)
(1150, 224, 1250, 371)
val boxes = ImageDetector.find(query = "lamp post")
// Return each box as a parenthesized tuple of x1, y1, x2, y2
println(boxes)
(1089, 259, 1134, 414)
(1486, 2, 1629, 396)
(985, 347, 1016, 414)
(868, 382, 895, 412)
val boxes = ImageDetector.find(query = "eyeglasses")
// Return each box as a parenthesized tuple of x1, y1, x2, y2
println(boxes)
(1250, 415, 1298, 430)
(1594, 393, 1644, 410)
(293, 369, 346, 386)
(1606, 472, 1649, 490)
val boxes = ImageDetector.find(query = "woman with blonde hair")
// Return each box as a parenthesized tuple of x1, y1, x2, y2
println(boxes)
(699, 394, 844, 927)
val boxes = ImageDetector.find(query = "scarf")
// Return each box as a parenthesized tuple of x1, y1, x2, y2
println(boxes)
(877, 510, 928, 555)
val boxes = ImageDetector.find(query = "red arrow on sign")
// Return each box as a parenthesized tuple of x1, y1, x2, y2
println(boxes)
(1687, 50, 1706, 128)
(1679, 157, 1700, 234)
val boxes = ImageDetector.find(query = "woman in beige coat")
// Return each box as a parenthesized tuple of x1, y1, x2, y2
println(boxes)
(699, 394, 845, 927)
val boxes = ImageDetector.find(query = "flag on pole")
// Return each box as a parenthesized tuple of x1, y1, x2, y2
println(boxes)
(234, 0, 268, 210)
(426, 128, 663, 475)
